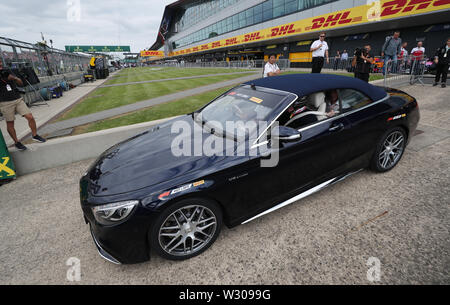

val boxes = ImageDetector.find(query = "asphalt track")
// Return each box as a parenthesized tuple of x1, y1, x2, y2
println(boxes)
(0, 85, 448, 284)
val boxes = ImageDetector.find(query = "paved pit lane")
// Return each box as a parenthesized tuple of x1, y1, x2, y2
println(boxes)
(0, 85, 449, 284)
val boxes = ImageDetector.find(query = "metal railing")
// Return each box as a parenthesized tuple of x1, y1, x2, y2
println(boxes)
(156, 59, 291, 70)
(151, 57, 385, 74)
(383, 56, 427, 87)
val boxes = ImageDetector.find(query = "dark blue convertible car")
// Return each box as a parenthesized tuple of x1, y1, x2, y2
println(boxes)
(79, 74, 419, 264)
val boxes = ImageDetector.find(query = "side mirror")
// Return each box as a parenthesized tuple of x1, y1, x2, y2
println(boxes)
(271, 125, 302, 142)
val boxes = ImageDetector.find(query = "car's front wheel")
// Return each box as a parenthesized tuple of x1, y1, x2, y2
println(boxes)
(371, 127, 407, 172)
(150, 198, 222, 260)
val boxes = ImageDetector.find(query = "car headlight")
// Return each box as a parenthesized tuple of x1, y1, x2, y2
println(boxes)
(92, 200, 139, 225)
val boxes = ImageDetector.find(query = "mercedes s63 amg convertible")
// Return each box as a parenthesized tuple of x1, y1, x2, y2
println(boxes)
(79, 74, 419, 264)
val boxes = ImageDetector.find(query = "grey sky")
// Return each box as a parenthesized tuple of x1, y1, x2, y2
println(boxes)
(0, 0, 174, 53)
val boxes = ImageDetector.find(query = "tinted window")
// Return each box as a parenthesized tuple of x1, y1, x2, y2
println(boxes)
(339, 89, 372, 112)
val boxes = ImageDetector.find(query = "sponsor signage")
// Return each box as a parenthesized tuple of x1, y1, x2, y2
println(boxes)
(297, 40, 312, 46)
(65, 45, 131, 52)
(169, 0, 450, 57)
(140, 50, 165, 57)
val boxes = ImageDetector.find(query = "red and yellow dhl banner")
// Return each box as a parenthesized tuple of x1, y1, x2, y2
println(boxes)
(169, 0, 450, 57)
(140, 50, 164, 57)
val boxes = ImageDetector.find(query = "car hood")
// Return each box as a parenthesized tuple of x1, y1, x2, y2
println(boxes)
(86, 115, 235, 196)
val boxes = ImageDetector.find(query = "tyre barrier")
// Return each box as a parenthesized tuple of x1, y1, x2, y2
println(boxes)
(59, 81, 69, 91)
(40, 88, 52, 101)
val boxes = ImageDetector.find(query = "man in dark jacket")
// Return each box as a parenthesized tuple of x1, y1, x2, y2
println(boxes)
(433, 38, 450, 88)
(355, 45, 374, 82)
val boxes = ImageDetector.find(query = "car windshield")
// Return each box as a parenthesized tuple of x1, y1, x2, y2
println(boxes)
(196, 86, 288, 138)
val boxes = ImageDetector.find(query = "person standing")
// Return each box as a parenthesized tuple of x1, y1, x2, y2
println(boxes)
(333, 51, 340, 70)
(341, 50, 348, 70)
(399, 42, 408, 60)
(411, 41, 425, 61)
(381, 31, 402, 74)
(263, 53, 281, 77)
(354, 45, 374, 82)
(310, 32, 329, 73)
(0, 60, 46, 150)
(399, 42, 409, 72)
(433, 38, 450, 88)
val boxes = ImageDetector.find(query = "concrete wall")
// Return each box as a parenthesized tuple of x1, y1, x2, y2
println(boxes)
(9, 117, 178, 176)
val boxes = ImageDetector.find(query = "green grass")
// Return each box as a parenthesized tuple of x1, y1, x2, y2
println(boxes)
(106, 67, 256, 85)
(58, 73, 254, 121)
(83, 86, 234, 133)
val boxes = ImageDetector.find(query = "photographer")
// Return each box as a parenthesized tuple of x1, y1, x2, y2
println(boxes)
(354, 45, 374, 83)
(0, 60, 46, 151)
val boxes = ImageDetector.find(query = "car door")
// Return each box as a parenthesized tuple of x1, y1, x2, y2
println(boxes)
(338, 88, 391, 168)
(239, 110, 354, 218)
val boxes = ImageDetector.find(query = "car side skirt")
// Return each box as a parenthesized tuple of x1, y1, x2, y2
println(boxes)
(241, 169, 363, 225)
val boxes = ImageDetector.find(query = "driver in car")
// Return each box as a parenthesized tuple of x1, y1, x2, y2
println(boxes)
(325, 90, 339, 117)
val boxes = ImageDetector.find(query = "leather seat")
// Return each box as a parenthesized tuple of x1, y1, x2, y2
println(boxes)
(285, 92, 327, 127)
(308, 92, 327, 120)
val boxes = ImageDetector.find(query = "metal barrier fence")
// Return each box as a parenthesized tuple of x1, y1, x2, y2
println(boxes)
(0, 36, 90, 78)
(152, 57, 386, 74)
(157, 59, 291, 70)
(383, 57, 427, 87)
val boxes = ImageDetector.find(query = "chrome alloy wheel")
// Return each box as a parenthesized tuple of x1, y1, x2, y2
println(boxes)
(378, 131, 405, 170)
(158, 205, 217, 256)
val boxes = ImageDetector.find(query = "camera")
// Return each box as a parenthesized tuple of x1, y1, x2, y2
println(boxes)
(1, 69, 10, 80)
(354, 47, 368, 58)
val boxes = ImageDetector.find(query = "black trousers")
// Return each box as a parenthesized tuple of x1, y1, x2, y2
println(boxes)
(355, 72, 370, 82)
(435, 63, 449, 84)
(312, 57, 324, 73)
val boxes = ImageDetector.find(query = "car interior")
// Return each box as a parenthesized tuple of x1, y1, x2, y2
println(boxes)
(277, 90, 338, 130)
(277, 88, 373, 131)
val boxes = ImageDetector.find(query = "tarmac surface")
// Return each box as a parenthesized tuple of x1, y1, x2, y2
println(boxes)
(0, 84, 448, 284)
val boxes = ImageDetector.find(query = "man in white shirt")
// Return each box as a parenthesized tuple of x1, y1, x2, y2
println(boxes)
(263, 54, 281, 77)
(310, 32, 329, 73)
(411, 41, 425, 61)
(341, 50, 348, 60)
(399, 42, 408, 61)
(410, 41, 425, 75)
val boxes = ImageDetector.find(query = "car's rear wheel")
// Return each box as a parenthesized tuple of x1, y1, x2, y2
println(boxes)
(150, 198, 222, 260)
(371, 127, 407, 172)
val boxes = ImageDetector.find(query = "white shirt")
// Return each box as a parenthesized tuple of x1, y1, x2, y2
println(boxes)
(311, 40, 329, 57)
(263, 62, 280, 78)
(411, 47, 425, 59)
(341, 52, 348, 60)
(400, 47, 408, 59)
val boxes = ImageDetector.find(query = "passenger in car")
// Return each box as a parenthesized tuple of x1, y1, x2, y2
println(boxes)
(325, 90, 339, 117)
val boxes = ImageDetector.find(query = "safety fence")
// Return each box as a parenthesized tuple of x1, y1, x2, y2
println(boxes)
(153, 57, 383, 73)
(154, 55, 435, 89)
(383, 57, 428, 88)
(0, 37, 90, 77)
(0, 36, 93, 109)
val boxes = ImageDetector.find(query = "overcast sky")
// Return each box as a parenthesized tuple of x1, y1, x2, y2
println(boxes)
(0, 0, 174, 53)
